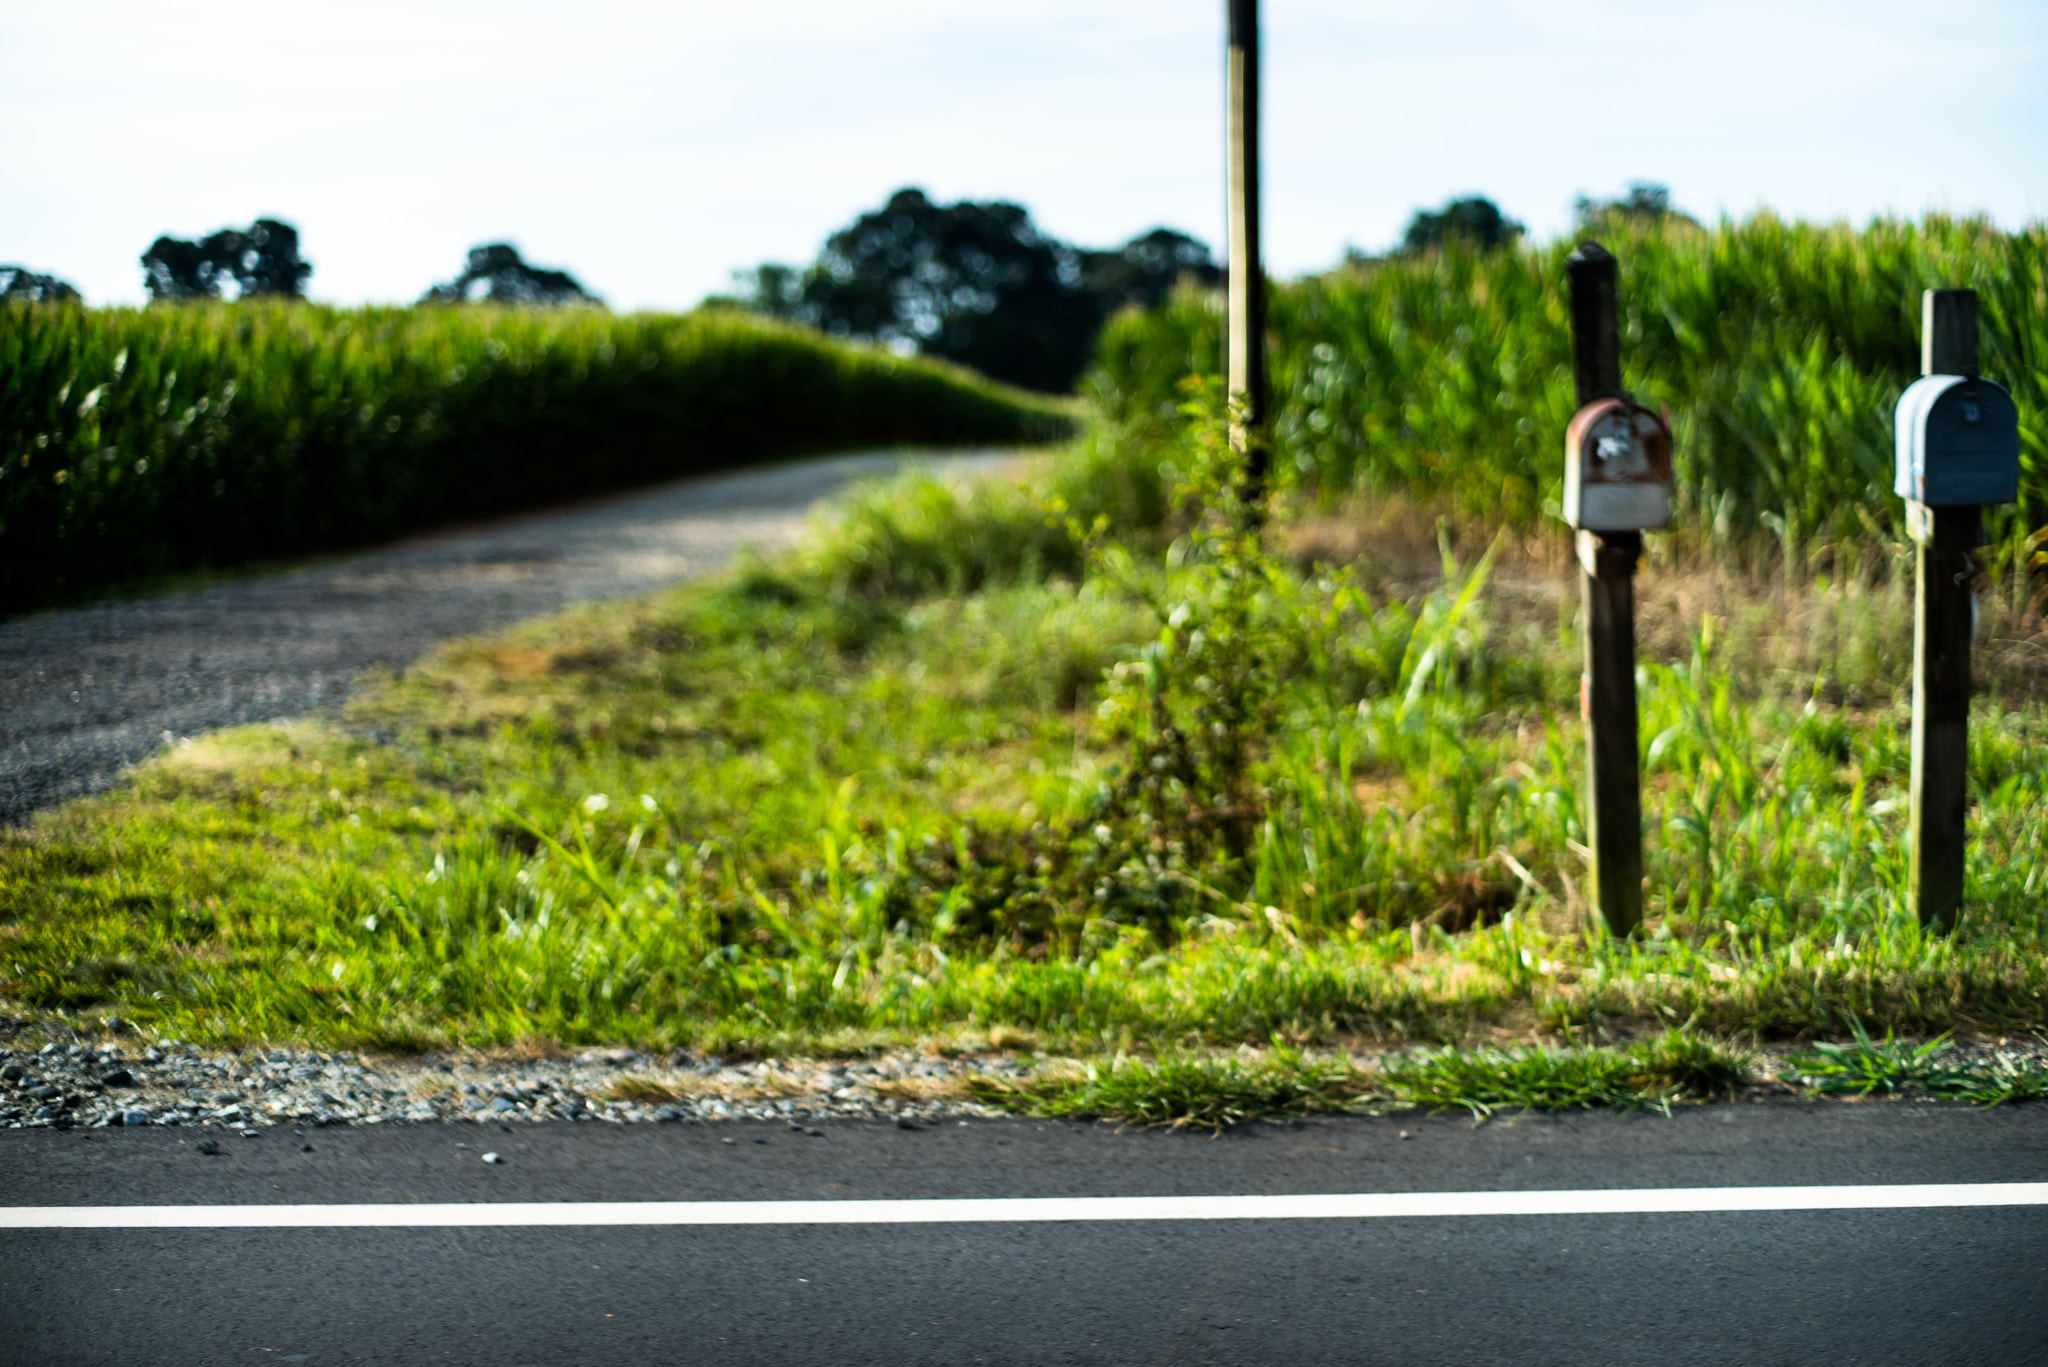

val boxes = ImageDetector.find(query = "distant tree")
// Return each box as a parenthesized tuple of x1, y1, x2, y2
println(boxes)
(421, 244, 601, 306)
(1400, 197, 1525, 254)
(1078, 228, 1220, 314)
(727, 261, 806, 320)
(229, 220, 313, 297)
(141, 236, 224, 299)
(795, 188, 1096, 390)
(141, 219, 311, 301)
(0, 266, 81, 303)
(1574, 182, 1701, 230)
(731, 189, 1218, 392)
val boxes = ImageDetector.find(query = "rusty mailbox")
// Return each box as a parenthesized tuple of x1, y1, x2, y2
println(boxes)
(1563, 397, 1673, 531)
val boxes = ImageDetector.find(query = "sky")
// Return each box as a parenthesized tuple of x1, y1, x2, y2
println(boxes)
(6, 0, 2045, 311)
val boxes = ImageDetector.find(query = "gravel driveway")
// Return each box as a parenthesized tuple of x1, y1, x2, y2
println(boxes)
(1, 449, 1018, 825)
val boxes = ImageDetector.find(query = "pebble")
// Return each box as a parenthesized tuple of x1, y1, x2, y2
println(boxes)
(196, 1139, 220, 1155)
(11, 1032, 2043, 1136)
(481, 1152, 502, 1164)
(0, 1038, 1027, 1131)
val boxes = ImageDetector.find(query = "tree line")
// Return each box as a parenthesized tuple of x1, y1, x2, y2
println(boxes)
(2, 183, 1686, 393)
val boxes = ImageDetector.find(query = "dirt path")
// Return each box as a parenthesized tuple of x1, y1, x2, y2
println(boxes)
(0, 449, 1019, 825)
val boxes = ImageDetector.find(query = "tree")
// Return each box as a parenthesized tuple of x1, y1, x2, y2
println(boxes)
(141, 219, 311, 301)
(1574, 182, 1700, 231)
(733, 189, 1219, 392)
(0, 266, 80, 303)
(421, 244, 600, 306)
(1078, 228, 1220, 315)
(1400, 197, 1524, 254)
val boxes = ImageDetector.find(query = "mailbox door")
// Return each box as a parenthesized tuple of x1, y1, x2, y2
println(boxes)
(1564, 400, 1672, 530)
(1895, 375, 2021, 506)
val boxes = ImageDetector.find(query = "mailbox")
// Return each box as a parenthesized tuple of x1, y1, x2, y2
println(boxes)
(1563, 398, 1673, 531)
(1894, 375, 2020, 506)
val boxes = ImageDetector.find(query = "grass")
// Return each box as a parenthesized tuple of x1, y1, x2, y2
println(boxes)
(1, 300, 1072, 614)
(966, 1029, 2048, 1129)
(965, 1049, 1370, 1131)
(1785, 1022, 2048, 1105)
(6, 243, 2048, 1087)
(1380, 1033, 1751, 1119)
(1090, 212, 2047, 578)
(8, 437, 2048, 1059)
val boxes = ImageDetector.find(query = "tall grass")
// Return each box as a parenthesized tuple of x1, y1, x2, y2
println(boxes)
(1090, 214, 2046, 559)
(0, 301, 1071, 614)
(12, 430, 2048, 1052)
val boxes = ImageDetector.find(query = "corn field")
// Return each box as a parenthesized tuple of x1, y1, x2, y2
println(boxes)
(0, 302, 1068, 614)
(1089, 213, 2047, 561)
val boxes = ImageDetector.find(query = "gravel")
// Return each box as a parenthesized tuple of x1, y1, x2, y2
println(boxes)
(7, 1033, 2041, 1133)
(0, 1039, 1029, 1131)
(1, 449, 1021, 825)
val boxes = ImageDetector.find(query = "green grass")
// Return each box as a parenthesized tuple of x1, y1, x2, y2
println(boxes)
(963, 1031, 1752, 1129)
(1, 300, 1072, 614)
(8, 476, 2048, 1055)
(6, 372, 2048, 1064)
(1089, 212, 2047, 580)
(1785, 1023, 2048, 1105)
(960, 1033, 1746, 1130)
(966, 1049, 1371, 1131)
(1381, 1033, 1751, 1118)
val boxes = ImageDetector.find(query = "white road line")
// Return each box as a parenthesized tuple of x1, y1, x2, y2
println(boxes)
(5, 1184, 2047, 1229)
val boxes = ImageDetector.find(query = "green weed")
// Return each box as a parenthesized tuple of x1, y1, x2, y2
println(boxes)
(1384, 1032, 1751, 1118)
(966, 1048, 1370, 1131)
(1787, 1023, 1975, 1098)
(1786, 1022, 2048, 1106)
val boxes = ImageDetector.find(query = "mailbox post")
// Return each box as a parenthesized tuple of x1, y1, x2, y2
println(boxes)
(1564, 244, 1671, 938)
(1897, 288, 2021, 931)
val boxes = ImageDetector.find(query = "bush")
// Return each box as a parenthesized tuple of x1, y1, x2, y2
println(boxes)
(0, 302, 1072, 613)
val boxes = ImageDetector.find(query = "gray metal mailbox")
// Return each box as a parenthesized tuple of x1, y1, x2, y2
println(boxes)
(1894, 374, 2020, 506)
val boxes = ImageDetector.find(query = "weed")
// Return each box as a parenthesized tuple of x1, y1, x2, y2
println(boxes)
(1786, 1022, 1973, 1098)
(967, 1048, 1370, 1131)
(1956, 1052, 2048, 1107)
(607, 1076, 682, 1104)
(1385, 1033, 1751, 1118)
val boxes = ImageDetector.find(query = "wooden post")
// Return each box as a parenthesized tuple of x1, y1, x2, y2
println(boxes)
(1567, 243, 1643, 937)
(1909, 288, 1981, 932)
(1225, 0, 1266, 491)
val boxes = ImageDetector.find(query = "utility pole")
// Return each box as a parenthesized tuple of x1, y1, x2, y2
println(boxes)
(1566, 243, 1645, 937)
(1225, 0, 1266, 493)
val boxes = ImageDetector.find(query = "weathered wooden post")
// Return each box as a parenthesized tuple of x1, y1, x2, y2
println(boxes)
(1562, 244, 1673, 937)
(1225, 0, 1266, 492)
(1896, 288, 2021, 931)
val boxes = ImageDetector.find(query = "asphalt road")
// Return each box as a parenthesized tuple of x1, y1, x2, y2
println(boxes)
(3, 1104, 2045, 1364)
(0, 450, 1014, 824)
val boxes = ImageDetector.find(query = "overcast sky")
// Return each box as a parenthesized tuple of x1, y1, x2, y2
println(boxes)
(7, 0, 2044, 310)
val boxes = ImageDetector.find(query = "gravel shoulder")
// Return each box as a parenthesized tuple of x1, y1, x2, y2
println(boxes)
(9, 1034, 2047, 1135)
(0, 448, 1019, 824)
